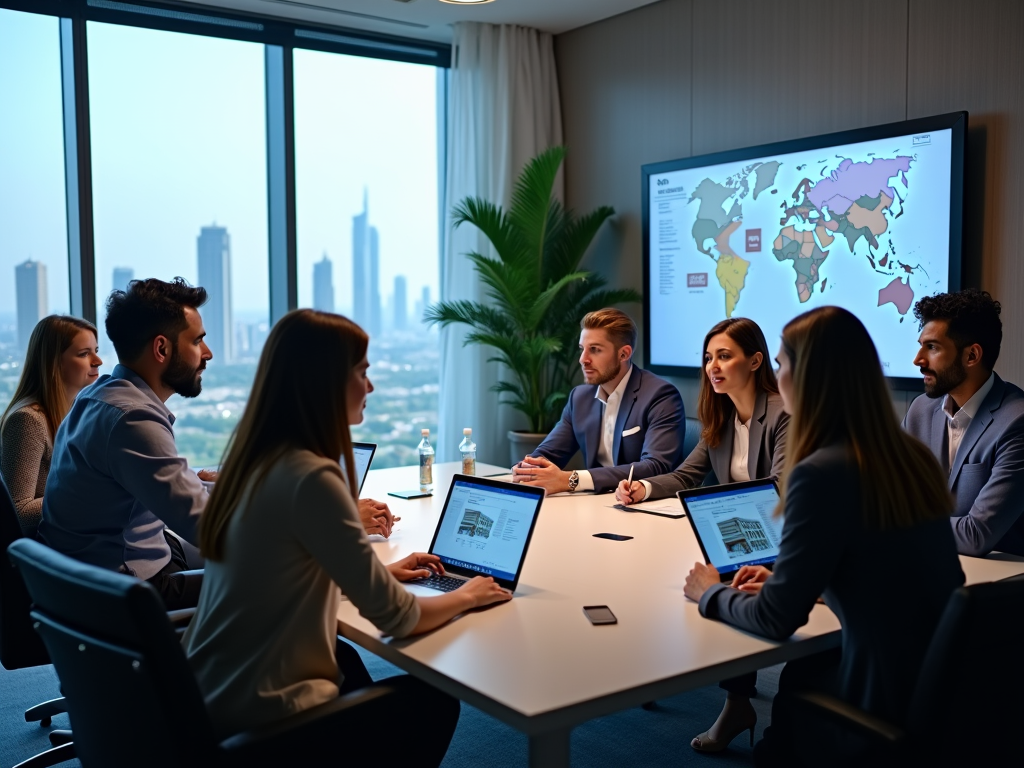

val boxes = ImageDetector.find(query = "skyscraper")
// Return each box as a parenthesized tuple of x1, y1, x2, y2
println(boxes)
(352, 189, 381, 336)
(197, 224, 234, 363)
(393, 275, 407, 331)
(112, 266, 134, 294)
(313, 253, 335, 313)
(421, 286, 431, 322)
(15, 260, 47, 351)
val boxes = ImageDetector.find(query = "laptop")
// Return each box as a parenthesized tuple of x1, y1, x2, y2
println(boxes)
(351, 442, 376, 495)
(407, 475, 546, 595)
(677, 478, 785, 582)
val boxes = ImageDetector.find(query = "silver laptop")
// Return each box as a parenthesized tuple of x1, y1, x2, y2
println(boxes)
(678, 478, 785, 583)
(351, 442, 376, 495)
(406, 474, 546, 595)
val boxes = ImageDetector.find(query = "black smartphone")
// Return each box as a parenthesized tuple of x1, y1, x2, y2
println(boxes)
(592, 532, 633, 541)
(583, 605, 617, 625)
(387, 489, 433, 500)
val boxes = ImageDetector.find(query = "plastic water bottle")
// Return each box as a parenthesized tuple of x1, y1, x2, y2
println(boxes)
(459, 427, 477, 476)
(418, 428, 434, 492)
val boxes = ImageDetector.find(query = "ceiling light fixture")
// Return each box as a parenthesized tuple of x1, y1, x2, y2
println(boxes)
(439, 0, 495, 4)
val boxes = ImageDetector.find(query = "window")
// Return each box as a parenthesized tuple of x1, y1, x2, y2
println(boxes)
(88, 22, 269, 467)
(294, 50, 442, 468)
(0, 9, 71, 415)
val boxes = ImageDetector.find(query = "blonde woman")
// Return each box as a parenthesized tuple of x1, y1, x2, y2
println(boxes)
(184, 310, 510, 764)
(684, 306, 963, 766)
(0, 316, 101, 533)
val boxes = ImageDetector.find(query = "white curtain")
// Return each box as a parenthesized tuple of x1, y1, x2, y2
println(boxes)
(437, 23, 564, 466)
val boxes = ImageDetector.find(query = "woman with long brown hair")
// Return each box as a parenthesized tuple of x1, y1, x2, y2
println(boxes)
(183, 310, 510, 765)
(616, 316, 788, 751)
(683, 306, 963, 766)
(0, 315, 101, 533)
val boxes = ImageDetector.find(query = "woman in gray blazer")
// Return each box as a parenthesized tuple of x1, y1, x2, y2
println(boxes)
(616, 317, 788, 752)
(684, 307, 962, 766)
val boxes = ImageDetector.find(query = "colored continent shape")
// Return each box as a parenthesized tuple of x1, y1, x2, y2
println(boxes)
(878, 277, 914, 315)
(714, 221, 749, 316)
(772, 226, 828, 303)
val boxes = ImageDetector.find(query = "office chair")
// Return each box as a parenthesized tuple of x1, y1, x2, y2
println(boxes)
(783, 575, 1024, 767)
(0, 476, 74, 768)
(7, 537, 419, 768)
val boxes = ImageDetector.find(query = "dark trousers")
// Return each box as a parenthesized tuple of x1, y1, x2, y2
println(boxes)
(721, 671, 758, 697)
(146, 531, 205, 611)
(333, 638, 461, 768)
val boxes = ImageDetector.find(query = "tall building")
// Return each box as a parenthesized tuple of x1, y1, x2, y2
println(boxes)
(352, 189, 381, 336)
(15, 260, 47, 351)
(197, 225, 234, 363)
(421, 285, 431, 322)
(112, 266, 134, 294)
(393, 275, 407, 331)
(313, 253, 335, 313)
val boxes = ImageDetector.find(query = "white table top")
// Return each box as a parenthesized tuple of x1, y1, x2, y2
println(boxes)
(339, 461, 1024, 735)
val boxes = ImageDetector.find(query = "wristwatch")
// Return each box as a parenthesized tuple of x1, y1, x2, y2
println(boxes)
(567, 470, 580, 493)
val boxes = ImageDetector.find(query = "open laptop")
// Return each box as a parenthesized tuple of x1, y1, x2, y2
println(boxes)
(406, 475, 546, 595)
(678, 478, 785, 582)
(351, 442, 376, 495)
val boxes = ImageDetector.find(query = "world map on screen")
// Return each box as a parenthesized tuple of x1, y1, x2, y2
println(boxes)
(648, 129, 953, 377)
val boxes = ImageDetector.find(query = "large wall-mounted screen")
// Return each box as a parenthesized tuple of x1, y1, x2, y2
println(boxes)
(642, 112, 966, 386)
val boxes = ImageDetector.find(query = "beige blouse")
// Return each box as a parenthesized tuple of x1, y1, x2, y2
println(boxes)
(0, 400, 52, 534)
(183, 449, 420, 738)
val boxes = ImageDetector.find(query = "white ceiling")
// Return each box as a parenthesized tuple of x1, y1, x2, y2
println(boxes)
(182, 0, 663, 44)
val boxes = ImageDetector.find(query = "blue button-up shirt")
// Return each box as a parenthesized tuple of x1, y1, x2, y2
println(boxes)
(39, 364, 207, 580)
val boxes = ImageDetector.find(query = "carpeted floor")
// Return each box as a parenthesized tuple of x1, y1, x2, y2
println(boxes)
(1, 647, 780, 768)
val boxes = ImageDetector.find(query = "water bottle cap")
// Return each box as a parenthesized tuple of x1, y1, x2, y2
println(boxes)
(421, 428, 430, 436)
(463, 428, 472, 435)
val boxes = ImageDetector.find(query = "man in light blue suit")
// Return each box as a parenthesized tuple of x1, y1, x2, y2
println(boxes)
(903, 289, 1024, 556)
(512, 308, 686, 494)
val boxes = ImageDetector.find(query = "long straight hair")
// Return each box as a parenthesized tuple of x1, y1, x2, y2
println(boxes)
(199, 310, 368, 561)
(779, 306, 951, 528)
(0, 315, 98, 438)
(697, 318, 778, 448)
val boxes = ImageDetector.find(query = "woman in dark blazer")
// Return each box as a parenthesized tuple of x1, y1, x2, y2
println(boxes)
(616, 317, 788, 752)
(684, 306, 963, 767)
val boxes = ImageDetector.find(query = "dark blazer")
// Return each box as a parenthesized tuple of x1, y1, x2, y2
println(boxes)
(646, 390, 787, 500)
(698, 445, 964, 725)
(902, 373, 1024, 556)
(531, 366, 686, 493)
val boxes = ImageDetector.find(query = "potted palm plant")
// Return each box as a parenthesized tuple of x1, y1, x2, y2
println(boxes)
(427, 146, 641, 464)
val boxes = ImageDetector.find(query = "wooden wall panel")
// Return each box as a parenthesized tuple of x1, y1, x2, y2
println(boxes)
(907, 0, 1024, 383)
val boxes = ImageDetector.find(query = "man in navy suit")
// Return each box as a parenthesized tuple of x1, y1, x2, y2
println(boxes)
(903, 289, 1024, 556)
(512, 308, 686, 494)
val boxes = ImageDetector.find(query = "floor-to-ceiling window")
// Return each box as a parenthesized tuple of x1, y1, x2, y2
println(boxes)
(294, 50, 441, 468)
(87, 22, 269, 467)
(0, 9, 71, 415)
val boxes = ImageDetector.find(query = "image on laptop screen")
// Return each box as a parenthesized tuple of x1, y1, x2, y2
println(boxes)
(683, 483, 785, 576)
(351, 443, 376, 495)
(430, 479, 543, 583)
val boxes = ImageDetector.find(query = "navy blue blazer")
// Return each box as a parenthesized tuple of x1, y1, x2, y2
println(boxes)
(531, 366, 686, 493)
(902, 373, 1024, 556)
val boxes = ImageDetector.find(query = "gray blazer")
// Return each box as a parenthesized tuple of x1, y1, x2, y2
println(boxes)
(531, 366, 686, 493)
(646, 390, 788, 500)
(902, 373, 1024, 556)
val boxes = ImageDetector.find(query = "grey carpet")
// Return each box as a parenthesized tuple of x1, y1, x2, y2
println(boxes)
(1, 648, 780, 768)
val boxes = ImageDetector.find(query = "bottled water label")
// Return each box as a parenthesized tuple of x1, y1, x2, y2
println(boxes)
(419, 454, 433, 486)
(462, 455, 476, 475)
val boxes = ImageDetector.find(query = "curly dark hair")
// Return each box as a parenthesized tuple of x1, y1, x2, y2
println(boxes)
(913, 288, 1002, 370)
(105, 277, 208, 363)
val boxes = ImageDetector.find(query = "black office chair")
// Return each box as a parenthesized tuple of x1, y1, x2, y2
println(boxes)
(682, 416, 702, 458)
(784, 576, 1024, 767)
(0, 476, 74, 768)
(7, 537, 418, 768)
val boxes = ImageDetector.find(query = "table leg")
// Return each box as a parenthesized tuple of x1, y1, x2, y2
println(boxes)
(529, 728, 570, 768)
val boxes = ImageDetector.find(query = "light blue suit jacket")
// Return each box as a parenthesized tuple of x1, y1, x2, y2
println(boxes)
(902, 373, 1024, 556)
(531, 366, 686, 493)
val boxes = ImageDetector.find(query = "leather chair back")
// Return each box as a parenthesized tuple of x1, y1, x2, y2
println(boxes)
(0, 475, 49, 669)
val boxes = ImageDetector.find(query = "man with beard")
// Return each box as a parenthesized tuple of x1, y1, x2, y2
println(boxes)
(903, 288, 1024, 556)
(513, 308, 686, 494)
(39, 278, 213, 609)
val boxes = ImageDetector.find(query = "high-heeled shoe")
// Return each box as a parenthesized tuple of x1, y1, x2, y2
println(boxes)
(690, 708, 756, 753)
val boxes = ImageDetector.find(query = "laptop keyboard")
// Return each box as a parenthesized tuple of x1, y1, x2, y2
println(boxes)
(412, 574, 466, 593)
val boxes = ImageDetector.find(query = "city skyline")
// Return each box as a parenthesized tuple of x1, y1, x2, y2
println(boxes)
(197, 224, 234, 364)
(15, 259, 47, 351)
(351, 189, 382, 336)
(313, 253, 334, 313)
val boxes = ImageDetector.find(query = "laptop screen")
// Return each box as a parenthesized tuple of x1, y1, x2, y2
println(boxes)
(351, 443, 376, 495)
(430, 479, 543, 583)
(683, 482, 785, 576)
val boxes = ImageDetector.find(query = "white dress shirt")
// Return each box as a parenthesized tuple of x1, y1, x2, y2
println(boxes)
(943, 372, 994, 472)
(577, 366, 633, 492)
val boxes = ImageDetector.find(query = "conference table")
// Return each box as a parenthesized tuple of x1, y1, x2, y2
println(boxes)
(338, 461, 1024, 768)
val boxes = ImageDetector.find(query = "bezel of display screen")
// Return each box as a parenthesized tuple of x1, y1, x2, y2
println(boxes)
(426, 474, 545, 591)
(641, 111, 966, 390)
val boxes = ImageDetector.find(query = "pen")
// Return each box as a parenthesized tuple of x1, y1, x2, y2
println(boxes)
(627, 464, 634, 486)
